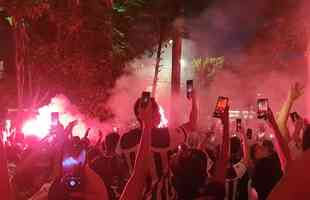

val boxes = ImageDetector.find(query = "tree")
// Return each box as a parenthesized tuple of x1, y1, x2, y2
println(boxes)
(0, 0, 214, 120)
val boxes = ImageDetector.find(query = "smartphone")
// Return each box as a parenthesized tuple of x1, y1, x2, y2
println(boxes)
(290, 112, 300, 122)
(61, 141, 86, 192)
(213, 96, 229, 118)
(141, 91, 151, 108)
(257, 98, 269, 119)
(186, 80, 193, 99)
(236, 118, 242, 132)
(246, 128, 253, 140)
(51, 112, 59, 127)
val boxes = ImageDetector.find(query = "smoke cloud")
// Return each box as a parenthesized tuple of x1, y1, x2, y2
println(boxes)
(106, 0, 308, 134)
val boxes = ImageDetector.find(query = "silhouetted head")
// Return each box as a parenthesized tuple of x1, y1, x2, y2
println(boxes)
(134, 97, 160, 128)
(230, 136, 243, 164)
(250, 139, 274, 161)
(105, 132, 120, 153)
(170, 148, 207, 199)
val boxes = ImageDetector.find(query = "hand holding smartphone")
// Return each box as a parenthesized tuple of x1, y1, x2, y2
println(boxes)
(246, 128, 253, 140)
(213, 96, 229, 118)
(236, 118, 242, 132)
(257, 98, 269, 120)
(141, 92, 151, 108)
(61, 141, 86, 192)
(186, 80, 193, 99)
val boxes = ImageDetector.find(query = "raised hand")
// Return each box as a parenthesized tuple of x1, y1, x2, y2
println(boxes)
(288, 82, 304, 102)
(84, 128, 91, 139)
(98, 130, 103, 140)
(266, 108, 277, 127)
(70, 166, 109, 200)
(64, 120, 79, 137)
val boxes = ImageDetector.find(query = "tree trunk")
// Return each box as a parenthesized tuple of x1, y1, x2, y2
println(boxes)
(14, 21, 26, 132)
(170, 28, 182, 127)
(152, 22, 164, 97)
(171, 31, 182, 95)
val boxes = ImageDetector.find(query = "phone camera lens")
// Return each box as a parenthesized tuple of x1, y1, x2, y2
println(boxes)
(70, 180, 76, 187)
(63, 177, 81, 191)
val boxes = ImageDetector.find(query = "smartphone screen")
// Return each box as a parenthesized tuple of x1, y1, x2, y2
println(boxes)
(257, 99, 268, 119)
(186, 80, 193, 99)
(236, 118, 242, 132)
(51, 112, 59, 127)
(141, 92, 151, 108)
(61, 142, 86, 191)
(213, 96, 229, 118)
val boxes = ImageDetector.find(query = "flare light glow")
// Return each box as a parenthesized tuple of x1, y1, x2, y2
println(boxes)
(22, 104, 86, 138)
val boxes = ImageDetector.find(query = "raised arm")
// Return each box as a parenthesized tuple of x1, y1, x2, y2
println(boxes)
(240, 128, 251, 166)
(83, 128, 91, 139)
(214, 107, 229, 183)
(183, 90, 198, 132)
(276, 83, 304, 141)
(267, 108, 292, 172)
(120, 100, 153, 200)
(64, 120, 78, 139)
(95, 131, 103, 148)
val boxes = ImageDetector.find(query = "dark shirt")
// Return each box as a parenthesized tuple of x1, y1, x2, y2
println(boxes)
(195, 181, 226, 200)
(252, 153, 283, 200)
(90, 154, 129, 200)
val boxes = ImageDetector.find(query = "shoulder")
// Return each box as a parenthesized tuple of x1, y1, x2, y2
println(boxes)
(173, 125, 189, 136)
(267, 153, 282, 167)
(169, 125, 189, 141)
(119, 128, 141, 149)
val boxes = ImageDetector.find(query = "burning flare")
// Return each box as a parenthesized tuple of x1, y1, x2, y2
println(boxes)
(22, 96, 86, 138)
(158, 105, 168, 128)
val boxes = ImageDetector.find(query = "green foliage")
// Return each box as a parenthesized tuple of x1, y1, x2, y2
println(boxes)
(0, 0, 214, 119)
(192, 56, 225, 86)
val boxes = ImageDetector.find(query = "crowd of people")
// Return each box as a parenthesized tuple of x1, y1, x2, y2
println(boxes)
(0, 82, 309, 200)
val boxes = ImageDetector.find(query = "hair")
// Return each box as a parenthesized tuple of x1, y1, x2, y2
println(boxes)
(262, 139, 274, 154)
(170, 149, 207, 199)
(250, 140, 275, 162)
(230, 136, 243, 164)
(250, 144, 259, 162)
(302, 124, 310, 151)
(230, 137, 242, 155)
(105, 132, 120, 153)
(133, 97, 159, 122)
